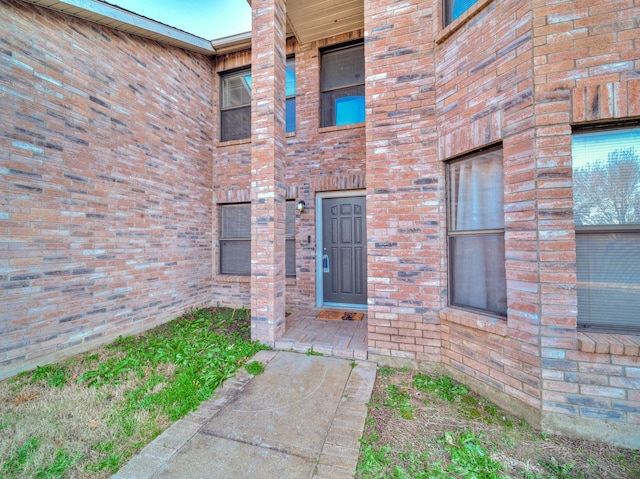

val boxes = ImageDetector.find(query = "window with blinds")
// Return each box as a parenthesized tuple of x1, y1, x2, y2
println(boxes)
(285, 200, 296, 277)
(220, 203, 251, 275)
(572, 126, 640, 333)
(219, 202, 296, 277)
(220, 68, 251, 142)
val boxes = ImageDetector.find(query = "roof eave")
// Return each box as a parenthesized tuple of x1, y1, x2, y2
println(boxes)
(21, 0, 216, 55)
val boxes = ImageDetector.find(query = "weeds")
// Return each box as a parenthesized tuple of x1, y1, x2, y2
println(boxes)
(413, 372, 468, 402)
(357, 368, 640, 479)
(383, 384, 413, 420)
(245, 361, 265, 376)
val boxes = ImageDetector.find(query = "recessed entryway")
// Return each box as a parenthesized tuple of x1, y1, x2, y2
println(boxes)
(316, 191, 367, 310)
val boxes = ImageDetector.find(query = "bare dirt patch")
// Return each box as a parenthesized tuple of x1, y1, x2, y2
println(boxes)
(357, 368, 640, 479)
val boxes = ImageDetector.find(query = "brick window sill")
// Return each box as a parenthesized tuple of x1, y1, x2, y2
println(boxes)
(214, 275, 296, 285)
(577, 332, 640, 356)
(217, 138, 251, 148)
(215, 274, 250, 284)
(440, 307, 507, 336)
(318, 122, 365, 135)
(436, 0, 494, 44)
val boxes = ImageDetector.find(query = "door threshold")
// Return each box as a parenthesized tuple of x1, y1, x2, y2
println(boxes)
(320, 302, 368, 311)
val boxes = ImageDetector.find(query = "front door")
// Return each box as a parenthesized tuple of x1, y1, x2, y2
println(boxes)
(321, 196, 367, 306)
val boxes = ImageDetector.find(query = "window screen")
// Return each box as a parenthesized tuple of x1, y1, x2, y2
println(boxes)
(220, 203, 251, 275)
(286, 200, 296, 277)
(572, 127, 640, 332)
(220, 68, 251, 142)
(320, 43, 365, 127)
(447, 148, 506, 317)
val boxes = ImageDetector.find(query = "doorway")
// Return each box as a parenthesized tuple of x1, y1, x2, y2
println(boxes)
(317, 192, 367, 309)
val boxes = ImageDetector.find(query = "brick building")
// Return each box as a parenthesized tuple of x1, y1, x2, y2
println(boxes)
(1, 0, 639, 447)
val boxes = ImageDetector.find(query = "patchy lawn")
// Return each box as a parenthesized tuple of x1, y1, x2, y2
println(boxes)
(357, 367, 640, 479)
(0, 307, 268, 478)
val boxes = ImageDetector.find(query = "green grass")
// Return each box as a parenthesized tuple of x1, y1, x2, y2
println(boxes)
(413, 372, 469, 402)
(0, 307, 268, 478)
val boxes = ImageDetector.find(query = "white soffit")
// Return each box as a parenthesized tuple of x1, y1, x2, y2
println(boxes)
(285, 0, 364, 44)
(20, 0, 216, 55)
(247, 0, 364, 45)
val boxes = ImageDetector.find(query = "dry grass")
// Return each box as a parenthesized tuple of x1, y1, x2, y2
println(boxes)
(358, 368, 640, 479)
(0, 307, 263, 478)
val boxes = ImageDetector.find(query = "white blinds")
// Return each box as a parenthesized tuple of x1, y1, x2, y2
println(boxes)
(572, 127, 640, 331)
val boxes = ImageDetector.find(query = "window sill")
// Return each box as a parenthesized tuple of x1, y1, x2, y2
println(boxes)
(215, 274, 250, 284)
(217, 138, 251, 148)
(318, 122, 365, 134)
(577, 332, 640, 356)
(214, 275, 296, 285)
(440, 307, 507, 336)
(436, 0, 494, 44)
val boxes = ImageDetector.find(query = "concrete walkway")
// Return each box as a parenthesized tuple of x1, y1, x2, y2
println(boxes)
(112, 350, 376, 479)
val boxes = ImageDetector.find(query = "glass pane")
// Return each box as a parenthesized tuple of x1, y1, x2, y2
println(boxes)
(221, 107, 251, 142)
(321, 44, 365, 91)
(221, 69, 251, 108)
(445, 0, 479, 25)
(450, 234, 507, 316)
(576, 232, 640, 332)
(321, 85, 365, 127)
(286, 98, 296, 133)
(286, 59, 296, 97)
(221, 203, 251, 239)
(572, 128, 640, 226)
(448, 149, 504, 231)
(220, 240, 251, 275)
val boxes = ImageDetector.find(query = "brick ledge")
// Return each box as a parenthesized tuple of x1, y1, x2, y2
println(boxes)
(577, 332, 640, 356)
(318, 122, 365, 134)
(440, 308, 507, 336)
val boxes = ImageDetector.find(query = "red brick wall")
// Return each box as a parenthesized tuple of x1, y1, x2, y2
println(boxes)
(531, 0, 640, 445)
(433, 0, 542, 417)
(365, 0, 442, 366)
(0, 0, 215, 379)
(212, 34, 367, 312)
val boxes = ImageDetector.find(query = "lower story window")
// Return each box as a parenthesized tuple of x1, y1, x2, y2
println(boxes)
(220, 203, 251, 275)
(447, 147, 507, 317)
(572, 126, 640, 333)
(219, 202, 296, 277)
(286, 200, 296, 277)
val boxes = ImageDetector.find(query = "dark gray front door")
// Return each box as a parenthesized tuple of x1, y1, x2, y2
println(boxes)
(322, 196, 367, 305)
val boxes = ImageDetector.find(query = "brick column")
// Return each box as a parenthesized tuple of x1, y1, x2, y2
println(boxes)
(250, 0, 287, 344)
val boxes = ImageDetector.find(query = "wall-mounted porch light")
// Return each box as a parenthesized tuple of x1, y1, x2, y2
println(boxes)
(297, 200, 305, 213)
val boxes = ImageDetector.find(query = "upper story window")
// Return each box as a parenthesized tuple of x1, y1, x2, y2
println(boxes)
(220, 68, 251, 142)
(572, 126, 640, 333)
(444, 0, 479, 26)
(286, 58, 296, 133)
(447, 147, 507, 317)
(220, 60, 296, 141)
(320, 42, 365, 128)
